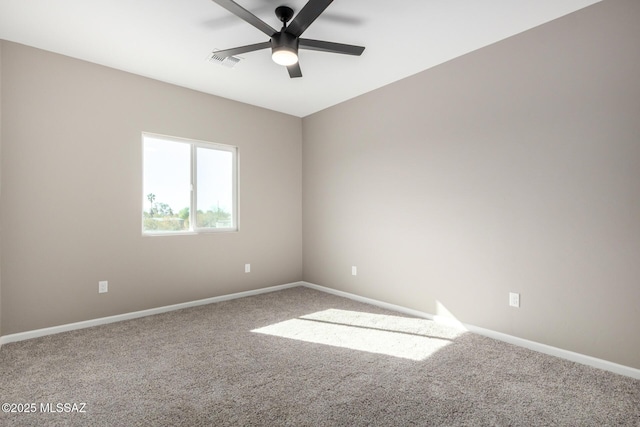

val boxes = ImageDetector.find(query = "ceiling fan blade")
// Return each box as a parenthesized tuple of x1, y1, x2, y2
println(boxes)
(299, 38, 365, 56)
(212, 41, 271, 59)
(211, 0, 277, 37)
(285, 0, 334, 38)
(287, 63, 302, 78)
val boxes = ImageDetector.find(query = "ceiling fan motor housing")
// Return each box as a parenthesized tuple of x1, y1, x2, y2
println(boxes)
(271, 31, 299, 64)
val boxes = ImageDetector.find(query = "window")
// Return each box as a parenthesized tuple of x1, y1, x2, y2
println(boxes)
(142, 133, 237, 234)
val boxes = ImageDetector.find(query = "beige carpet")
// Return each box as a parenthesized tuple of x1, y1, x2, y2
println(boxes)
(1, 286, 639, 426)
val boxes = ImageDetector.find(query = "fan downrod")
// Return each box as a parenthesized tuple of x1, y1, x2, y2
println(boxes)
(275, 6, 294, 24)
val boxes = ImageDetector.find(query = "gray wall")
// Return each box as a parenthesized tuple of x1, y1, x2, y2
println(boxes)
(0, 41, 302, 334)
(302, 0, 640, 369)
(0, 41, 3, 337)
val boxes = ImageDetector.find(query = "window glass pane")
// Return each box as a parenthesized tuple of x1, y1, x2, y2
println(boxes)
(196, 147, 233, 229)
(143, 137, 191, 232)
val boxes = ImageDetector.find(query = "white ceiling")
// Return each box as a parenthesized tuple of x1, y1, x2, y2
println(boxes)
(0, 0, 601, 117)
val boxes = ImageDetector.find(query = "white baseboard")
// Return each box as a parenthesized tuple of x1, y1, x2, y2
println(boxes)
(301, 281, 640, 380)
(0, 281, 302, 347)
(1, 280, 638, 380)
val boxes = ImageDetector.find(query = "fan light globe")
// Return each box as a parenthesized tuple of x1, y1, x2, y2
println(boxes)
(272, 48, 298, 66)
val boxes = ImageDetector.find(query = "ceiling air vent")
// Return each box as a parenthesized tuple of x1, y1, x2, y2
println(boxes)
(208, 50, 241, 68)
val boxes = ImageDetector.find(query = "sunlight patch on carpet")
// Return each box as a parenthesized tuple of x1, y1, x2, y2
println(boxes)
(252, 309, 466, 361)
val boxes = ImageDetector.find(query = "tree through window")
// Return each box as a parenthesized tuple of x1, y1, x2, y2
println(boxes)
(142, 133, 237, 234)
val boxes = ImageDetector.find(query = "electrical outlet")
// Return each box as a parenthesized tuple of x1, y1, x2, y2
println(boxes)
(509, 292, 520, 308)
(98, 281, 108, 294)
(245, 263, 251, 273)
(352, 266, 357, 276)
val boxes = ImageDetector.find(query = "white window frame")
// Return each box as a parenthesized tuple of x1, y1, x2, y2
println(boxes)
(142, 132, 238, 235)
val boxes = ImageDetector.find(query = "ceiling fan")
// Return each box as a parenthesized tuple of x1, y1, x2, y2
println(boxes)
(210, 0, 365, 78)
